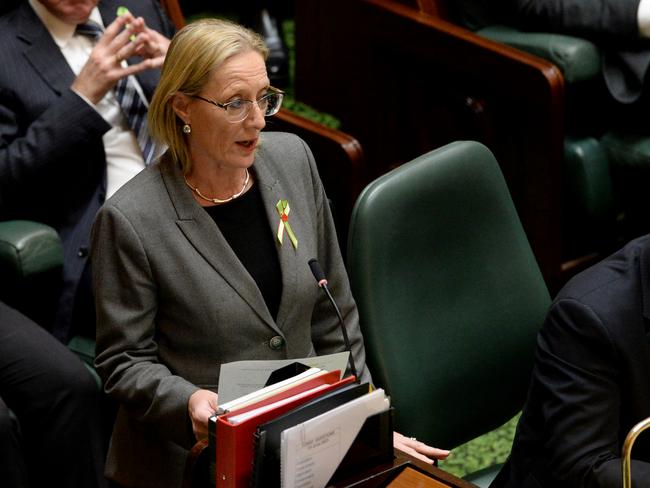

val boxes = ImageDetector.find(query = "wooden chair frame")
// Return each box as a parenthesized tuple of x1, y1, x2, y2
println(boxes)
(295, 0, 566, 290)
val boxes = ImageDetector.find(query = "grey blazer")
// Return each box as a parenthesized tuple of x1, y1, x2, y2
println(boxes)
(91, 132, 371, 488)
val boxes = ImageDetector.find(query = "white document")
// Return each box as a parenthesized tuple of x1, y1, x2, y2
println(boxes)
(225, 384, 331, 425)
(217, 351, 350, 404)
(280, 389, 390, 488)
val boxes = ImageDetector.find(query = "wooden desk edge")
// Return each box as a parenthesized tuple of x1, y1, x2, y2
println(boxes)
(393, 449, 478, 488)
(328, 449, 477, 488)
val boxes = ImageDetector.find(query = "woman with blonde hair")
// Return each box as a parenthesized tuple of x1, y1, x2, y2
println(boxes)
(92, 18, 446, 487)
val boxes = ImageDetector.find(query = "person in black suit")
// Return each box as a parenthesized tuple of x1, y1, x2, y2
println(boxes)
(491, 235, 650, 487)
(454, 0, 650, 106)
(0, 0, 174, 343)
(0, 300, 102, 487)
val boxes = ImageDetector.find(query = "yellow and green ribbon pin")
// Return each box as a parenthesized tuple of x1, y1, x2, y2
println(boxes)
(117, 6, 137, 41)
(276, 199, 298, 249)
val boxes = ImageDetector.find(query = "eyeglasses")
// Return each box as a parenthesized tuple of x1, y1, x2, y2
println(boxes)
(190, 87, 284, 123)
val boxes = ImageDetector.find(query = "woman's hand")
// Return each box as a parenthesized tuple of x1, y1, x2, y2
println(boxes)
(393, 431, 450, 464)
(188, 389, 219, 441)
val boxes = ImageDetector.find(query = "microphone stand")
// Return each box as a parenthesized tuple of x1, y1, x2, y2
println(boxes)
(308, 259, 358, 380)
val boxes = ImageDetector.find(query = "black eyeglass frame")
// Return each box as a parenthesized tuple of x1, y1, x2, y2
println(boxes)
(189, 87, 284, 123)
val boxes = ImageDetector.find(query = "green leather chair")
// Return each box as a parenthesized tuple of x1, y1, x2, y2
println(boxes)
(0, 220, 99, 378)
(347, 141, 550, 486)
(294, 0, 649, 288)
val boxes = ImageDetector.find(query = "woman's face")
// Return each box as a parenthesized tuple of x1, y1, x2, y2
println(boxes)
(177, 50, 269, 173)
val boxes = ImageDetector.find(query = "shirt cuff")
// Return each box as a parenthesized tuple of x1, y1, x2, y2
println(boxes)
(638, 0, 650, 38)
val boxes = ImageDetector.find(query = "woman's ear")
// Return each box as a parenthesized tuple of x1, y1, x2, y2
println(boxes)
(171, 92, 191, 124)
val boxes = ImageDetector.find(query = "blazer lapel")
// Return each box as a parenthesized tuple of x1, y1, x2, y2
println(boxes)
(98, 0, 117, 26)
(255, 153, 300, 333)
(98, 0, 146, 30)
(159, 156, 281, 333)
(16, 4, 76, 96)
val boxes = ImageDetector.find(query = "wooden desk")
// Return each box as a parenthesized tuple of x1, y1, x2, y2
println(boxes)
(329, 449, 477, 488)
(183, 443, 476, 488)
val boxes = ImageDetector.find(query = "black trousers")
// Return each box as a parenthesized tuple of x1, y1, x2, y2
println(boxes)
(0, 301, 105, 487)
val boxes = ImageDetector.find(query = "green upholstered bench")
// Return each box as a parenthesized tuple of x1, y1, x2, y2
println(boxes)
(478, 25, 650, 245)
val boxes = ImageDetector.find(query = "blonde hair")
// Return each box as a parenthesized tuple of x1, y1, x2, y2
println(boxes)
(148, 18, 268, 173)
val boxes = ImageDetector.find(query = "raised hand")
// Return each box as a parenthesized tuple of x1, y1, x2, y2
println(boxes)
(71, 12, 169, 104)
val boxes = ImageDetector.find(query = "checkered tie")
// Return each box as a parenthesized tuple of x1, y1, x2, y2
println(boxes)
(75, 22, 156, 165)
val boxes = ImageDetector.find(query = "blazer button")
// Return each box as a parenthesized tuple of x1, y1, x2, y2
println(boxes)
(77, 247, 88, 258)
(269, 336, 284, 351)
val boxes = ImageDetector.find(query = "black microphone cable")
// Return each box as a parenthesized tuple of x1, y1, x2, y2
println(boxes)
(308, 258, 358, 380)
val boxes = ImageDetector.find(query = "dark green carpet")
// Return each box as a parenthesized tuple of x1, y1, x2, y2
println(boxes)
(439, 414, 519, 478)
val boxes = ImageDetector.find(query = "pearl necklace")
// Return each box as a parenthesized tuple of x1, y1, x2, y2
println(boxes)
(184, 169, 250, 204)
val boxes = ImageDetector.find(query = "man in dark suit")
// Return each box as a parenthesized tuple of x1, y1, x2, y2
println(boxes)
(491, 235, 650, 487)
(0, 0, 174, 343)
(0, 300, 102, 487)
(454, 0, 650, 105)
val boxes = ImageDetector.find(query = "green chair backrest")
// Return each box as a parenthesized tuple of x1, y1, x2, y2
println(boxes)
(347, 141, 550, 449)
(0, 220, 63, 280)
(476, 25, 601, 84)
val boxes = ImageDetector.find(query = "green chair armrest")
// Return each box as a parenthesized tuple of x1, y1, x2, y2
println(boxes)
(72, 336, 102, 389)
(67, 335, 96, 368)
(0, 220, 63, 280)
(601, 132, 650, 170)
(564, 137, 614, 223)
(477, 25, 601, 84)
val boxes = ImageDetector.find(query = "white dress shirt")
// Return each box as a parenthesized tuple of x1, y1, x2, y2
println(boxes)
(639, 0, 650, 37)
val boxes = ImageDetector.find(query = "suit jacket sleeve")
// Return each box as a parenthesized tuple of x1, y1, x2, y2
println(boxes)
(536, 297, 650, 487)
(92, 202, 199, 449)
(300, 139, 373, 385)
(0, 85, 110, 210)
(509, 0, 641, 39)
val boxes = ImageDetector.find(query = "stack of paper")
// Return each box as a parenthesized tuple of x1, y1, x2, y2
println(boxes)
(280, 389, 390, 488)
(250, 381, 373, 488)
(213, 368, 356, 488)
(210, 355, 392, 488)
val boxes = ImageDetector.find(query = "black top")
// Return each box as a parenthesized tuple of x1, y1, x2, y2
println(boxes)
(204, 182, 282, 320)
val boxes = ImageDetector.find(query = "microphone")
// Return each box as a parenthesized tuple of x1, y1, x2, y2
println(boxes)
(308, 258, 358, 380)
